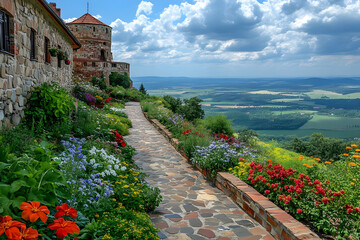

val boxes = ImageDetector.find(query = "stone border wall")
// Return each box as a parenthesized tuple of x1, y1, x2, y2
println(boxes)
(142, 111, 321, 240)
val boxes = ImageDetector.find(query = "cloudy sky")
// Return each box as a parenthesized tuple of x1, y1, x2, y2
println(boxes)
(53, 0, 360, 78)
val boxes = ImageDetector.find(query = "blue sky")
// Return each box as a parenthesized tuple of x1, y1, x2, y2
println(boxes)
(52, 0, 360, 78)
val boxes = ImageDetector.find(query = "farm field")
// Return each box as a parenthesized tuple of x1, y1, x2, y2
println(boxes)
(133, 77, 360, 140)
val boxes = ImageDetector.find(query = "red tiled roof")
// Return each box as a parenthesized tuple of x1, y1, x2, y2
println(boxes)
(68, 13, 108, 26)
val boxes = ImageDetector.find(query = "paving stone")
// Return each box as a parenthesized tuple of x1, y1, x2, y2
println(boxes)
(180, 227, 194, 235)
(236, 220, 256, 228)
(198, 228, 216, 238)
(189, 218, 203, 227)
(186, 235, 207, 240)
(157, 231, 168, 239)
(165, 214, 182, 219)
(233, 226, 253, 238)
(184, 204, 199, 212)
(166, 227, 180, 234)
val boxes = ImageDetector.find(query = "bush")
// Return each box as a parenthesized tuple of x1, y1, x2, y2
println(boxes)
(204, 115, 233, 135)
(178, 127, 210, 159)
(109, 72, 131, 89)
(91, 76, 107, 90)
(139, 83, 147, 95)
(163, 95, 182, 113)
(177, 97, 204, 121)
(25, 83, 75, 129)
(238, 128, 258, 146)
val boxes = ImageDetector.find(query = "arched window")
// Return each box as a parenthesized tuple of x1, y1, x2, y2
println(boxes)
(100, 50, 106, 61)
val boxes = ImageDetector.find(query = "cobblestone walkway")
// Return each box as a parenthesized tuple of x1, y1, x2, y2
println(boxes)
(125, 102, 273, 240)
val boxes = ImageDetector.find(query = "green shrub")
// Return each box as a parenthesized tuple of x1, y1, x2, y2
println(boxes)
(238, 128, 259, 146)
(91, 75, 107, 90)
(204, 115, 233, 135)
(109, 72, 131, 89)
(25, 83, 75, 129)
(163, 95, 182, 113)
(179, 97, 204, 121)
(139, 83, 147, 95)
(97, 206, 159, 240)
(178, 126, 210, 159)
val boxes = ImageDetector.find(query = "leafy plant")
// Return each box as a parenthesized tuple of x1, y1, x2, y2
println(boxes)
(25, 83, 75, 129)
(163, 95, 182, 113)
(139, 83, 147, 95)
(204, 115, 233, 135)
(109, 72, 131, 89)
(179, 97, 204, 121)
(91, 76, 107, 90)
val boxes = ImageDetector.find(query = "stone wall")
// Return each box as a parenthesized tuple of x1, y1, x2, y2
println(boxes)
(0, 0, 75, 129)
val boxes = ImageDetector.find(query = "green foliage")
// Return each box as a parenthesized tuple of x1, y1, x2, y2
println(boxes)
(91, 76, 107, 90)
(178, 127, 210, 159)
(285, 133, 347, 161)
(163, 95, 182, 113)
(237, 128, 259, 146)
(204, 115, 233, 135)
(109, 72, 131, 89)
(139, 83, 147, 95)
(0, 138, 67, 216)
(180, 97, 204, 121)
(25, 83, 75, 129)
(97, 206, 159, 240)
(0, 122, 35, 154)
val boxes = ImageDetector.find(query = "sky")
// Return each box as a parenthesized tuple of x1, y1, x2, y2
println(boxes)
(51, 0, 360, 78)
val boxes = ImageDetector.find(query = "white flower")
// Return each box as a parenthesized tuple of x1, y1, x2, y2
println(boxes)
(114, 165, 119, 170)
(121, 166, 126, 171)
(104, 170, 110, 176)
(110, 170, 116, 176)
(90, 159, 96, 165)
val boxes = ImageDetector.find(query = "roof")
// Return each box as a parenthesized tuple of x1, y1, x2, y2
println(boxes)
(37, 0, 81, 50)
(67, 13, 109, 27)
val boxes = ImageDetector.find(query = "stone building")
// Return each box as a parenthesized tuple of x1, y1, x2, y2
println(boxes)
(0, 0, 81, 128)
(67, 13, 130, 85)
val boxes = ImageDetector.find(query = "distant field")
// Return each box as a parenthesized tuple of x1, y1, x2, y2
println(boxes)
(300, 115, 360, 130)
(306, 90, 360, 99)
(137, 77, 360, 140)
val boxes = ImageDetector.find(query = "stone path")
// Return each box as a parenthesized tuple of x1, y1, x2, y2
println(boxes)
(124, 102, 274, 240)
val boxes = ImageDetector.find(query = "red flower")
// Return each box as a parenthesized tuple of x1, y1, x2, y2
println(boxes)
(0, 215, 26, 239)
(322, 197, 329, 204)
(297, 209, 303, 214)
(47, 218, 80, 239)
(55, 203, 78, 219)
(20, 201, 50, 223)
(11, 226, 39, 240)
(264, 190, 270, 195)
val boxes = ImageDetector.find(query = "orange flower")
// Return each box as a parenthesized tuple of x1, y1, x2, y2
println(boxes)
(356, 149, 360, 152)
(54, 203, 78, 219)
(351, 144, 358, 148)
(20, 201, 50, 223)
(266, 159, 272, 163)
(353, 155, 360, 159)
(17, 225, 38, 240)
(47, 218, 80, 239)
(344, 153, 349, 156)
(0, 215, 26, 239)
(315, 158, 321, 161)
(324, 161, 331, 164)
(349, 162, 356, 167)
(346, 146, 351, 149)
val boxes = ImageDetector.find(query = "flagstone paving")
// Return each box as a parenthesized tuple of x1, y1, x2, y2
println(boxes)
(125, 102, 274, 240)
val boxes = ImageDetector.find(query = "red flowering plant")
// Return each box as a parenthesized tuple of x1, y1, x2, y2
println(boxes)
(245, 162, 360, 238)
(214, 133, 239, 146)
(0, 201, 81, 240)
(111, 130, 126, 148)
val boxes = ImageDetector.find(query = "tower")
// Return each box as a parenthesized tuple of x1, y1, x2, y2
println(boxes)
(67, 13, 130, 85)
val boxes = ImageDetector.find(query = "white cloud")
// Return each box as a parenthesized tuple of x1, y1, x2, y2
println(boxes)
(136, 1, 154, 17)
(109, 0, 360, 76)
(63, 17, 77, 23)
(94, 14, 102, 19)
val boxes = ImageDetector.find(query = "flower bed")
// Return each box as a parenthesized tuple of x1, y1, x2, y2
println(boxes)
(0, 83, 161, 240)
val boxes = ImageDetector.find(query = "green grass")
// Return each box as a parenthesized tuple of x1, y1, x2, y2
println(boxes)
(258, 129, 360, 139)
(305, 90, 360, 99)
(271, 98, 304, 102)
(272, 110, 317, 115)
(300, 115, 360, 130)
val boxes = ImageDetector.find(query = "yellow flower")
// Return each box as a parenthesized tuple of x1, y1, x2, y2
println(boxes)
(351, 144, 358, 148)
(350, 182, 355, 186)
(356, 149, 360, 152)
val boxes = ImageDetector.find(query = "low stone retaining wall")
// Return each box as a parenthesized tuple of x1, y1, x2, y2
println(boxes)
(142, 111, 321, 240)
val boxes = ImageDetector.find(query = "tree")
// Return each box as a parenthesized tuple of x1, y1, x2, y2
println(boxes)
(163, 95, 182, 113)
(180, 97, 204, 121)
(139, 83, 147, 95)
(109, 72, 131, 88)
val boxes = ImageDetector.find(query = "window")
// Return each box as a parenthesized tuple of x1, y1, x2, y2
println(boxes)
(83, 62, 87, 66)
(57, 45, 61, 68)
(93, 27, 95, 32)
(92, 62, 96, 67)
(0, 10, 10, 53)
(103, 63, 106, 67)
(103, 42, 106, 46)
(100, 50, 105, 61)
(106, 28, 108, 34)
(30, 28, 36, 60)
(44, 37, 50, 63)
(112, 63, 116, 68)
